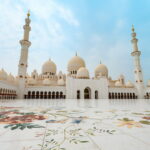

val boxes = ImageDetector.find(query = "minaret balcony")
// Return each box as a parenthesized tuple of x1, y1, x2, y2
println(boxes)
(20, 40, 31, 47)
(23, 25, 31, 31)
(131, 38, 138, 43)
(131, 51, 141, 56)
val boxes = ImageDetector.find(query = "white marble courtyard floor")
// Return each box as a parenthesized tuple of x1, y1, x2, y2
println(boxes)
(0, 99, 150, 150)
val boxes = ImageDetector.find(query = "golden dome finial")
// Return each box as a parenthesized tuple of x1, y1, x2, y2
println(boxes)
(132, 24, 134, 32)
(27, 10, 30, 17)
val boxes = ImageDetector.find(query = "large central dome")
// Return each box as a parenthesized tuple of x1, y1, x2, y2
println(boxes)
(67, 55, 85, 73)
(42, 59, 56, 75)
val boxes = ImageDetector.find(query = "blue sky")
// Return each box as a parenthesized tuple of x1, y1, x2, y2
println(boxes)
(0, 0, 149, 83)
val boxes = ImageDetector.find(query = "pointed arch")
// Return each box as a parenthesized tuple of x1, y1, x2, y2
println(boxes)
(84, 87, 91, 99)
(95, 90, 98, 99)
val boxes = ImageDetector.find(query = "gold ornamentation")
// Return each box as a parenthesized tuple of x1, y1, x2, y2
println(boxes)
(27, 10, 30, 17)
(132, 24, 134, 32)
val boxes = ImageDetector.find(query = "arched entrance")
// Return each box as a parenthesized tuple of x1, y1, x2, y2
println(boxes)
(77, 90, 80, 99)
(60, 92, 63, 99)
(84, 87, 91, 99)
(95, 90, 98, 99)
(36, 91, 39, 99)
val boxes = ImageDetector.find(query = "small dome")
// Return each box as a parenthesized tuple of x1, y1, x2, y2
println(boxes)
(58, 71, 63, 75)
(77, 67, 89, 79)
(0, 69, 7, 80)
(126, 81, 134, 87)
(115, 81, 122, 87)
(28, 78, 36, 85)
(31, 69, 38, 78)
(58, 71, 63, 79)
(67, 55, 85, 72)
(8, 73, 15, 82)
(43, 79, 51, 85)
(95, 63, 108, 78)
(118, 74, 125, 85)
(57, 78, 65, 86)
(147, 80, 150, 87)
(119, 74, 124, 79)
(42, 59, 56, 75)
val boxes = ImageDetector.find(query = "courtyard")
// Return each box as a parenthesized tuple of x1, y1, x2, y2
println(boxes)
(0, 99, 150, 150)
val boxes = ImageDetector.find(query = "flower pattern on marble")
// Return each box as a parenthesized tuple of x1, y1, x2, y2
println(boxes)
(0, 105, 150, 150)
(0, 107, 47, 130)
(117, 118, 142, 128)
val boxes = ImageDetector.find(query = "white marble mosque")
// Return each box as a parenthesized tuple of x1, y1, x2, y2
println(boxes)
(0, 12, 150, 100)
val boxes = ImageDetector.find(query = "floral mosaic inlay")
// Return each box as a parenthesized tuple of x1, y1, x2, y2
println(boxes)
(0, 105, 150, 150)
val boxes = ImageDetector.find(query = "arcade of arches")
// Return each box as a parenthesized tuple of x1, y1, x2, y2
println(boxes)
(0, 88, 144, 100)
(76, 88, 138, 99)
(0, 88, 17, 99)
(25, 91, 66, 99)
(109, 92, 137, 99)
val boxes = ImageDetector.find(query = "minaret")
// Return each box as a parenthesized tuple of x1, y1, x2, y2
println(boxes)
(18, 11, 31, 99)
(131, 25, 144, 98)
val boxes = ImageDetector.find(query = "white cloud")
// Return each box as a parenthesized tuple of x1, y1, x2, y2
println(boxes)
(20, 0, 79, 26)
(56, 5, 79, 26)
(0, 0, 79, 75)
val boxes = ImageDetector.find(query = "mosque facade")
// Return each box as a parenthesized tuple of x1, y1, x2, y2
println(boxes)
(0, 12, 150, 100)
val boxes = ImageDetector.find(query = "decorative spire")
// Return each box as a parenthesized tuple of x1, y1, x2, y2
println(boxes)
(27, 10, 30, 18)
(21, 10, 31, 41)
(25, 10, 31, 26)
(132, 24, 135, 32)
(75, 52, 77, 56)
(131, 24, 136, 39)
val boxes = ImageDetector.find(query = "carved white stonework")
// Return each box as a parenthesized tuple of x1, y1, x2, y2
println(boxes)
(0, 17, 150, 100)
(131, 26, 145, 98)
